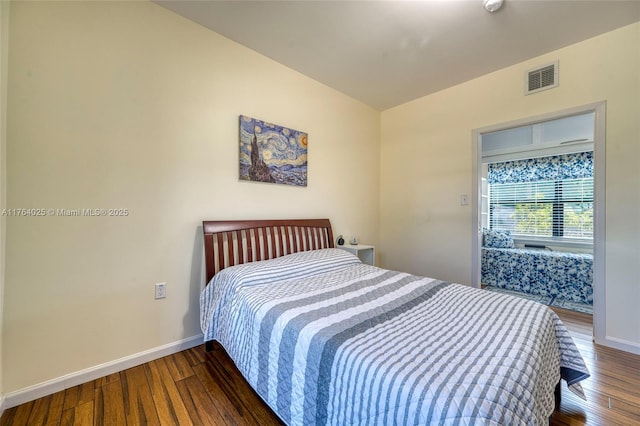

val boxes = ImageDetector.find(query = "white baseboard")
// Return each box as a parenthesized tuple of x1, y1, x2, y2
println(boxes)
(0, 395, 5, 420)
(3, 334, 204, 410)
(601, 335, 640, 355)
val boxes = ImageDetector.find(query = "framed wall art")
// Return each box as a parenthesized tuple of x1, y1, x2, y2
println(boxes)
(239, 115, 308, 187)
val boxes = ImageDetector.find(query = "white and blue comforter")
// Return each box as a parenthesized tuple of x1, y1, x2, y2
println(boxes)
(200, 248, 589, 425)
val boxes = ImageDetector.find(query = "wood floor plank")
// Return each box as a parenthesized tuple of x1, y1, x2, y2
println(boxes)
(94, 379, 126, 426)
(63, 381, 95, 411)
(60, 401, 94, 426)
(121, 365, 161, 426)
(144, 357, 194, 425)
(175, 375, 225, 426)
(183, 345, 206, 367)
(60, 408, 73, 426)
(26, 393, 54, 425)
(165, 351, 195, 382)
(94, 372, 120, 389)
(192, 362, 261, 425)
(203, 347, 282, 425)
(43, 390, 66, 426)
(0, 401, 33, 426)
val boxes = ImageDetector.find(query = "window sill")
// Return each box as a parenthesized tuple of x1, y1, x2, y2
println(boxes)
(513, 237, 593, 253)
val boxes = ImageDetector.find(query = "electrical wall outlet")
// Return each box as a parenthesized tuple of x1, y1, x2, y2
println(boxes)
(155, 282, 167, 299)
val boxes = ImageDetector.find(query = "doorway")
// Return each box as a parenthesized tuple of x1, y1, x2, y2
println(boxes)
(471, 102, 606, 338)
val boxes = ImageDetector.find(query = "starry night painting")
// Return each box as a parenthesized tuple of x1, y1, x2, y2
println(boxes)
(239, 115, 308, 187)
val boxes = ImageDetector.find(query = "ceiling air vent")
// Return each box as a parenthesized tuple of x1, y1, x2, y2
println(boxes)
(525, 61, 558, 95)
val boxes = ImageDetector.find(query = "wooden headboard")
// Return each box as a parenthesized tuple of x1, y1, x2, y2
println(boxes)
(202, 219, 335, 284)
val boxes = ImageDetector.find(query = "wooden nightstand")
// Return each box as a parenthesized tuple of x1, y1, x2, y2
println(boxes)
(337, 244, 375, 266)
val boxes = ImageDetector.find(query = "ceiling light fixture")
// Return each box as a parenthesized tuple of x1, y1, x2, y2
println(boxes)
(483, 0, 504, 13)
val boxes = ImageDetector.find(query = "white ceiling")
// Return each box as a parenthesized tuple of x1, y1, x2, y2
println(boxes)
(156, 0, 640, 111)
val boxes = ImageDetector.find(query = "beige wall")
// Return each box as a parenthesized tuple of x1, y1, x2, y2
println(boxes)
(3, 1, 380, 393)
(0, 0, 10, 401)
(380, 23, 640, 350)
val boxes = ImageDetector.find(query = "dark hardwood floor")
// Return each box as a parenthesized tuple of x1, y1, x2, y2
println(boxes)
(2, 307, 639, 425)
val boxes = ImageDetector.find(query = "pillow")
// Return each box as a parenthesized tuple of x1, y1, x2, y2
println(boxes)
(483, 228, 515, 248)
(209, 248, 361, 289)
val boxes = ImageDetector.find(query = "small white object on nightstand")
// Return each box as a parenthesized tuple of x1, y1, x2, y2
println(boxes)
(337, 244, 375, 266)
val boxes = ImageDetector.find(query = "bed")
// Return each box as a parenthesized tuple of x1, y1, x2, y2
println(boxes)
(200, 219, 589, 425)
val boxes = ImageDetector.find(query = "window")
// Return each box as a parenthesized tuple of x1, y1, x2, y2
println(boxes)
(488, 152, 593, 241)
(489, 178, 593, 239)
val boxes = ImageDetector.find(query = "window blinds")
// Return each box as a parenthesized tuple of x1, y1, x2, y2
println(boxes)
(488, 152, 593, 240)
(489, 178, 593, 238)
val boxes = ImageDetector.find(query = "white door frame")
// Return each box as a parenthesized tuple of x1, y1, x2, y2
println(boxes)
(471, 101, 606, 343)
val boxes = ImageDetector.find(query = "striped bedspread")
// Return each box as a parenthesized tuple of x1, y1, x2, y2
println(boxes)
(200, 248, 589, 425)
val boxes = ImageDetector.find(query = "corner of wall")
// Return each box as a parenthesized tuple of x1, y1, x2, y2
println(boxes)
(0, 0, 10, 404)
